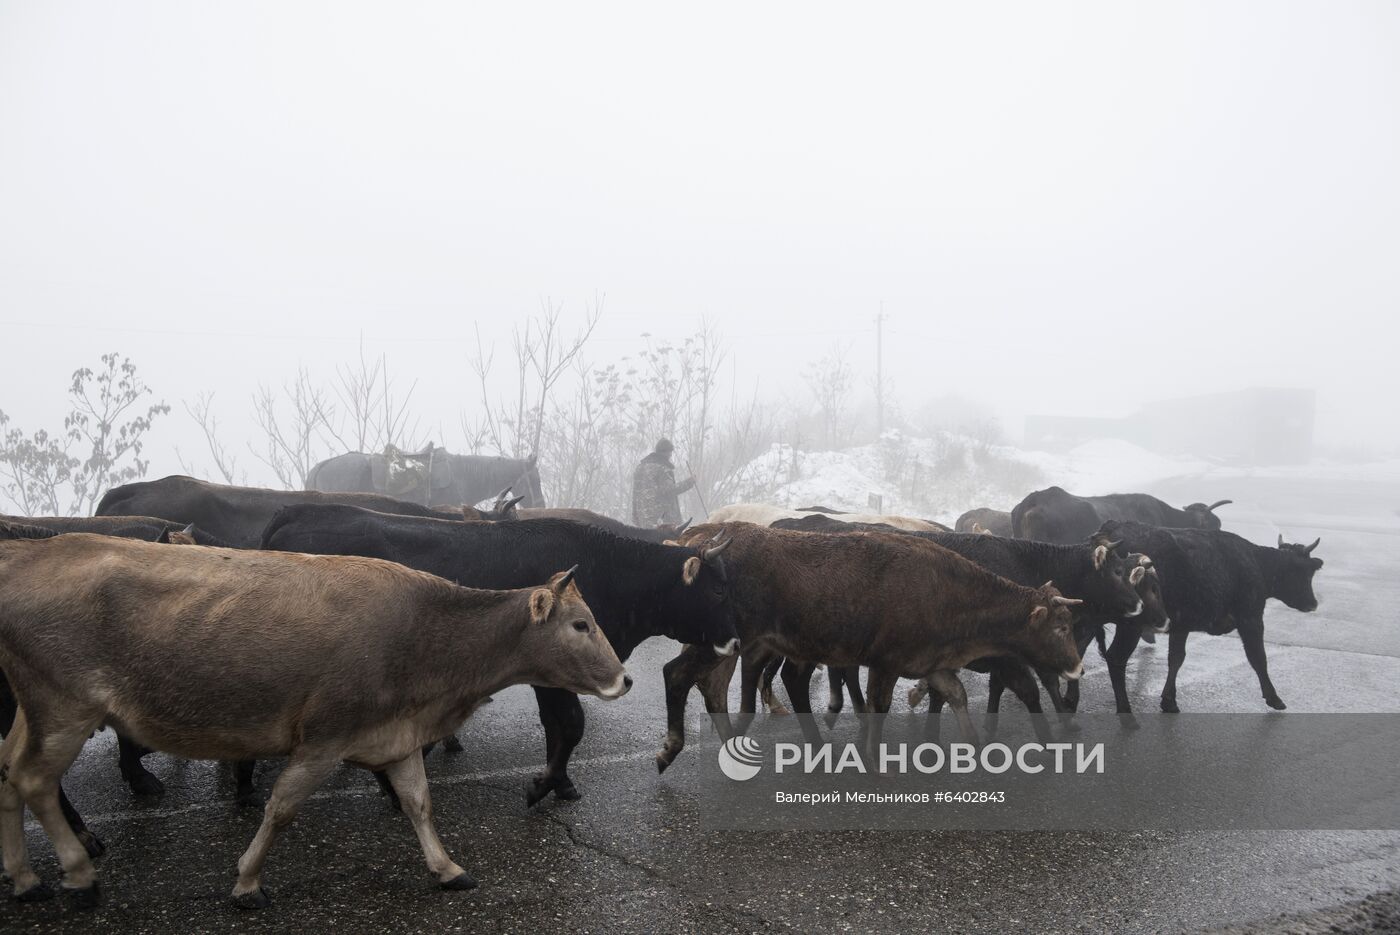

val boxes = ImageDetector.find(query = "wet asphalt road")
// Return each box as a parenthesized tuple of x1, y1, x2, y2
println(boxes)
(3, 472, 1399, 933)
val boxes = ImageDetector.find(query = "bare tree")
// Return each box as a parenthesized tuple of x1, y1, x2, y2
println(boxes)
(176, 392, 244, 484)
(249, 369, 337, 489)
(803, 344, 854, 449)
(465, 297, 602, 459)
(330, 340, 424, 453)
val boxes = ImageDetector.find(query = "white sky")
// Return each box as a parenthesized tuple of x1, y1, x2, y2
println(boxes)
(2, 1, 1397, 481)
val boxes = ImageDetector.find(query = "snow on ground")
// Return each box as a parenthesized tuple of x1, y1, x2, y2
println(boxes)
(719, 434, 1400, 525)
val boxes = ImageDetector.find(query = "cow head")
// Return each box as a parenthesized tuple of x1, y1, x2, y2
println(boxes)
(669, 532, 741, 657)
(1015, 583, 1085, 681)
(524, 566, 632, 700)
(1272, 535, 1323, 612)
(157, 524, 198, 545)
(1083, 533, 1143, 619)
(1125, 554, 1170, 633)
(1181, 499, 1232, 530)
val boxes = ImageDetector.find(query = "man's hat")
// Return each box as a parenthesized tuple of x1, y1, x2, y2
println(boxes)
(655, 438, 675, 454)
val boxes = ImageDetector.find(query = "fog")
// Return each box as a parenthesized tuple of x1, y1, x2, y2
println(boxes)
(2, 1, 1398, 499)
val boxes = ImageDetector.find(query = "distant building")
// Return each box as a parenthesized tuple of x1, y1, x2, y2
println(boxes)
(1025, 387, 1315, 465)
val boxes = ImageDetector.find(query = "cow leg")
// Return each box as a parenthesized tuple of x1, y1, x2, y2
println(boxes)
(1032, 668, 1069, 714)
(860, 668, 898, 762)
(233, 752, 338, 909)
(657, 646, 723, 773)
(4, 709, 103, 906)
(527, 688, 584, 806)
(736, 651, 770, 734)
(906, 678, 930, 709)
(1104, 623, 1143, 715)
(1160, 628, 1190, 713)
(843, 667, 867, 712)
(1238, 619, 1285, 710)
(824, 666, 847, 728)
(779, 661, 823, 745)
(383, 753, 475, 890)
(928, 669, 978, 745)
(234, 759, 262, 808)
(1, 716, 45, 900)
(0, 686, 100, 861)
(760, 657, 789, 715)
(986, 667, 1006, 714)
(117, 733, 164, 797)
(922, 685, 947, 742)
(1064, 628, 1098, 713)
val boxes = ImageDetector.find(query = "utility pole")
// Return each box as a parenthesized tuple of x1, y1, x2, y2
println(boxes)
(875, 303, 886, 437)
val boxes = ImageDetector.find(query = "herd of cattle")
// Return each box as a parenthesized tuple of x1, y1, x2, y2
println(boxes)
(0, 474, 1325, 910)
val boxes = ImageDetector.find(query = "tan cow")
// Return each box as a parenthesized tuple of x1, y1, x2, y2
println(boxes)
(0, 534, 629, 909)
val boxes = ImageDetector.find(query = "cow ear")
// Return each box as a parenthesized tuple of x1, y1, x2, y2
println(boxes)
(1029, 605, 1049, 624)
(682, 556, 702, 586)
(1129, 565, 1146, 585)
(529, 589, 555, 624)
(1093, 545, 1107, 569)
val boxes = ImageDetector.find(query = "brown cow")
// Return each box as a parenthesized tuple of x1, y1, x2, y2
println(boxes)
(654, 522, 1084, 770)
(0, 534, 629, 909)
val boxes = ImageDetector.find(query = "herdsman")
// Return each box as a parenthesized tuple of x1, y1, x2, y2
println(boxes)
(632, 439, 695, 526)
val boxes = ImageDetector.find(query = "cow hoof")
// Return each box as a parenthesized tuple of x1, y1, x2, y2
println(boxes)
(232, 887, 271, 910)
(236, 789, 265, 809)
(524, 776, 552, 808)
(1266, 697, 1287, 711)
(66, 882, 101, 911)
(1160, 699, 1180, 714)
(769, 703, 791, 717)
(553, 781, 581, 802)
(442, 735, 464, 754)
(440, 872, 478, 891)
(78, 831, 106, 860)
(128, 773, 165, 798)
(15, 881, 55, 903)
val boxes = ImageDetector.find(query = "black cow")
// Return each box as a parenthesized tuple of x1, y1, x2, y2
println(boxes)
(768, 514, 1143, 720)
(517, 507, 690, 544)
(1011, 486, 1233, 543)
(1095, 520, 1323, 712)
(95, 475, 485, 548)
(259, 505, 738, 805)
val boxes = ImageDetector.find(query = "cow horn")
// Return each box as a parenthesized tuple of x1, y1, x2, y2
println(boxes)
(1107, 539, 1123, 551)
(703, 535, 732, 560)
(182, 523, 195, 535)
(1305, 537, 1320, 554)
(1206, 500, 1233, 511)
(1041, 580, 1054, 589)
(503, 495, 525, 513)
(1051, 595, 1084, 606)
(556, 564, 579, 590)
(492, 486, 513, 509)
(677, 517, 693, 534)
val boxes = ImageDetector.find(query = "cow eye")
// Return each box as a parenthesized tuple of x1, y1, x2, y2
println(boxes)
(572, 620, 589, 633)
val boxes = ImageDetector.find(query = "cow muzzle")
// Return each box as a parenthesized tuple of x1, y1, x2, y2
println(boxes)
(1153, 617, 1171, 634)
(714, 637, 740, 657)
(596, 673, 633, 700)
(1062, 662, 1084, 682)
(1124, 599, 1143, 618)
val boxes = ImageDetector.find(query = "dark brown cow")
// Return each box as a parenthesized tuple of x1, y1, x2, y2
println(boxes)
(0, 534, 629, 909)
(654, 522, 1084, 770)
